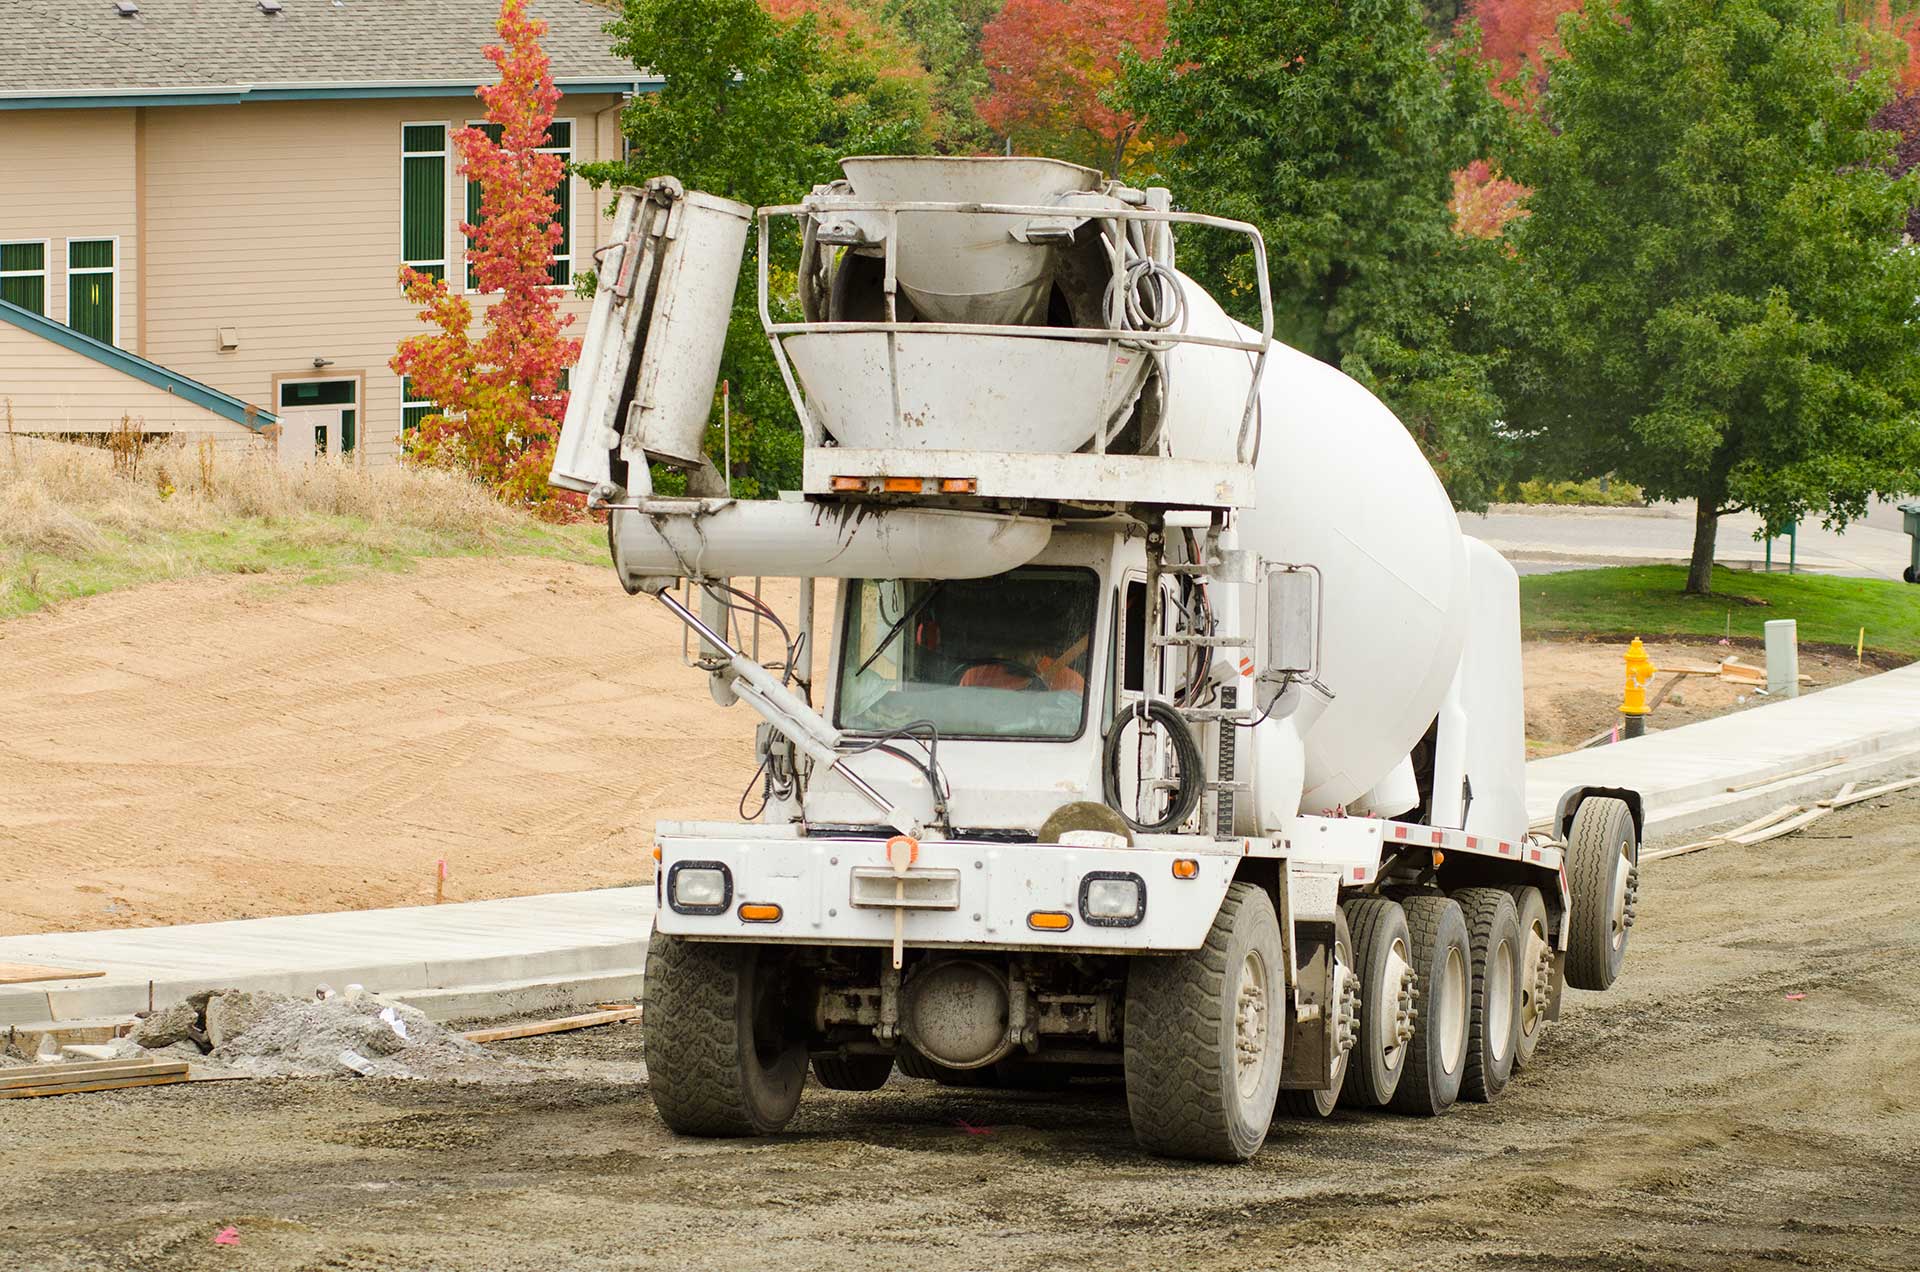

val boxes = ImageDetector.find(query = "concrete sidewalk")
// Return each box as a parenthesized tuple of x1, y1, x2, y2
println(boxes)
(0, 888, 655, 1028)
(1527, 660, 1920, 837)
(6, 663, 1918, 1031)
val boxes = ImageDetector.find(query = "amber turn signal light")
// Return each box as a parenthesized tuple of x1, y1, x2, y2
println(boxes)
(831, 476, 864, 491)
(1171, 858, 1199, 879)
(1027, 910, 1072, 931)
(939, 478, 978, 493)
(738, 902, 783, 923)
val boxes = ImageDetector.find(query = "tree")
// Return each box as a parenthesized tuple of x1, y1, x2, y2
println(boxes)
(1497, 0, 1920, 594)
(978, 0, 1167, 174)
(1123, 0, 1514, 508)
(584, 0, 937, 496)
(884, 0, 1006, 152)
(1469, 0, 1585, 96)
(392, 0, 579, 514)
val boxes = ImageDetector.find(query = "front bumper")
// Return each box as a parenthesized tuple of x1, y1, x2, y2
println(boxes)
(655, 834, 1241, 953)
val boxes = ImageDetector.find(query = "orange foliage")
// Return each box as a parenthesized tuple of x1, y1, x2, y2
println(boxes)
(977, 0, 1168, 174)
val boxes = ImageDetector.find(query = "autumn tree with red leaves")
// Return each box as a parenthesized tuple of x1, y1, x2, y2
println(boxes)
(392, 0, 580, 515)
(979, 0, 1167, 174)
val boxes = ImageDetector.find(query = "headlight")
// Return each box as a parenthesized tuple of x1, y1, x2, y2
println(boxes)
(668, 861, 732, 915)
(1079, 871, 1146, 927)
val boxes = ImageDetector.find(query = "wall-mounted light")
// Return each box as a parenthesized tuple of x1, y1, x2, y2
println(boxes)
(312, 357, 334, 369)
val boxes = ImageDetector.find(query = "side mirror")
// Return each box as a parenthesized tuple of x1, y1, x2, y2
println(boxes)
(1263, 565, 1320, 680)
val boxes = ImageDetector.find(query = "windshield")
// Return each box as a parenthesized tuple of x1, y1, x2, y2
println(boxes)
(835, 568, 1098, 740)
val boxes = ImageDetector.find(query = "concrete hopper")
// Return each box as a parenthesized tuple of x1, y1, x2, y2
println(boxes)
(838, 155, 1102, 325)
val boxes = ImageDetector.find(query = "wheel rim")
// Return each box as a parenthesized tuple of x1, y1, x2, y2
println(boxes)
(1438, 946, 1468, 1076)
(1378, 937, 1415, 1069)
(1518, 920, 1550, 1043)
(1234, 948, 1272, 1101)
(1329, 938, 1355, 1087)
(1488, 937, 1515, 1063)
(1610, 836, 1633, 952)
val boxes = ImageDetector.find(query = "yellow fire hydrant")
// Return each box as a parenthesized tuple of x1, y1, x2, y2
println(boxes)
(1620, 637, 1657, 739)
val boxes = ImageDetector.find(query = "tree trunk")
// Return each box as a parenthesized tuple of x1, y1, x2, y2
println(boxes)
(1685, 498, 1718, 595)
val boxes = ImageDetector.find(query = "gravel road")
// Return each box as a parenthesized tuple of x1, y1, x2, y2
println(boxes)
(5, 792, 1916, 1272)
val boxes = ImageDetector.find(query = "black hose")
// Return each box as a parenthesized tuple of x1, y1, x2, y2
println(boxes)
(1101, 701, 1204, 835)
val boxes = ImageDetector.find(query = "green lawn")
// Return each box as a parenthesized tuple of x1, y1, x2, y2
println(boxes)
(1521, 565, 1920, 659)
(1, 514, 605, 621)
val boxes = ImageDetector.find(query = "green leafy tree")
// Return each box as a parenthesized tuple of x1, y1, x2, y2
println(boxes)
(884, 0, 1005, 151)
(582, 0, 934, 495)
(1497, 0, 1920, 593)
(1123, 0, 1514, 508)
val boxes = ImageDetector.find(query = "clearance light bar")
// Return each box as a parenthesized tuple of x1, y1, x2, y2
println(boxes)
(828, 476, 980, 495)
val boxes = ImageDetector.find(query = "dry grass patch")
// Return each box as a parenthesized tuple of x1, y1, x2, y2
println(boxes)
(0, 435, 600, 617)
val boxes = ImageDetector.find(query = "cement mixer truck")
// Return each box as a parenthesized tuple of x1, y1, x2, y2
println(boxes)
(550, 158, 1642, 1162)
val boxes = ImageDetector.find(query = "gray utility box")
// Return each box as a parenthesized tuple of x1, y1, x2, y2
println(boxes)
(1903, 503, 1920, 584)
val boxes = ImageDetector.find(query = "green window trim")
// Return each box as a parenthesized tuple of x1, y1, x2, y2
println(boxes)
(0, 240, 48, 315)
(66, 237, 116, 346)
(401, 122, 449, 282)
(464, 118, 573, 292)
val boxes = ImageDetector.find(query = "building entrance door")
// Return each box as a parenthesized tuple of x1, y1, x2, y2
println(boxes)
(277, 378, 358, 464)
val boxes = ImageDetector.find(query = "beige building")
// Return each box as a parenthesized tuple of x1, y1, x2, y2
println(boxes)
(0, 0, 655, 464)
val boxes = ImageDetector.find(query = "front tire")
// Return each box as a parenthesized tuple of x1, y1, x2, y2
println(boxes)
(643, 928, 807, 1136)
(1388, 893, 1471, 1117)
(1565, 797, 1638, 990)
(1124, 882, 1286, 1161)
(1454, 888, 1522, 1103)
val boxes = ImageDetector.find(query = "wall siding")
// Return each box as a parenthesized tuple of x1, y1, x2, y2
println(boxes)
(0, 110, 140, 343)
(0, 320, 263, 443)
(139, 95, 620, 466)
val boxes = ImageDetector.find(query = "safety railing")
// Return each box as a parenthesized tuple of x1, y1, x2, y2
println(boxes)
(756, 199, 1274, 465)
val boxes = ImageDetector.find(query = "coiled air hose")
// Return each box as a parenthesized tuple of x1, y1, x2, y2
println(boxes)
(1101, 700, 1204, 835)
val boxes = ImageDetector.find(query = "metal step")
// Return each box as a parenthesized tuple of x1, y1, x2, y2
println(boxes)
(1150, 634, 1251, 648)
(1172, 707, 1260, 722)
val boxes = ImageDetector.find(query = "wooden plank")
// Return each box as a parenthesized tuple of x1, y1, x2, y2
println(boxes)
(1827, 774, 1920, 809)
(1728, 806, 1831, 846)
(463, 1007, 641, 1045)
(0, 1072, 188, 1100)
(0, 1059, 186, 1088)
(0, 963, 104, 985)
(1816, 782, 1859, 809)
(1643, 836, 1726, 863)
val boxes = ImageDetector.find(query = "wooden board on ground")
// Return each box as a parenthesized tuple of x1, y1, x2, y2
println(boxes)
(463, 1006, 641, 1045)
(0, 963, 104, 985)
(0, 1058, 188, 1099)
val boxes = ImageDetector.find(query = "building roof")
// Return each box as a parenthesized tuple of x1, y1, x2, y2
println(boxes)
(0, 298, 277, 430)
(2, 0, 655, 109)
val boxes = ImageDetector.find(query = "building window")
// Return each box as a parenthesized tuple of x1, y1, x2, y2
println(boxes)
(401, 123, 448, 282)
(66, 238, 116, 345)
(0, 241, 47, 314)
(402, 377, 435, 431)
(465, 119, 573, 291)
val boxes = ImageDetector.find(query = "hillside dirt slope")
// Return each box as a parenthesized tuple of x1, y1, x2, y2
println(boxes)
(2, 791, 1915, 1270)
(0, 558, 780, 934)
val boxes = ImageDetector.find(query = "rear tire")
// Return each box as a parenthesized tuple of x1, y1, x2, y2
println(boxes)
(897, 1047, 998, 1086)
(643, 928, 807, 1136)
(1565, 797, 1637, 990)
(1337, 897, 1414, 1109)
(1276, 908, 1354, 1118)
(1388, 893, 1471, 1117)
(1454, 888, 1521, 1103)
(811, 1052, 894, 1091)
(1504, 885, 1552, 1068)
(1124, 882, 1285, 1161)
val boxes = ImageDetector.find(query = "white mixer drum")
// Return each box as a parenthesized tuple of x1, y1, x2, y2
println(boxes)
(1160, 285, 1471, 816)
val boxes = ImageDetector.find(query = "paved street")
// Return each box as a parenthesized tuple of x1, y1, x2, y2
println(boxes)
(1465, 496, 1916, 580)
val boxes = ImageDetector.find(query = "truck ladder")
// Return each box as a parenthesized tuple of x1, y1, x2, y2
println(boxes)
(1144, 526, 1256, 838)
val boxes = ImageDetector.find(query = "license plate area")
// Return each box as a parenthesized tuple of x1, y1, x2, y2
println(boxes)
(849, 867, 962, 910)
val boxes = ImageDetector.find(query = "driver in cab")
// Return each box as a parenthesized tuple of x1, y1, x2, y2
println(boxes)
(957, 631, 1088, 693)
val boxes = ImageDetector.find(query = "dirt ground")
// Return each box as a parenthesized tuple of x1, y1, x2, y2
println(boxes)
(2, 789, 1915, 1271)
(1522, 638, 1883, 757)
(0, 560, 1897, 934)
